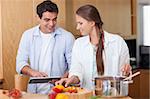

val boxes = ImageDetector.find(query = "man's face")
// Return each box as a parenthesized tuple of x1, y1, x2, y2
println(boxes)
(39, 11, 58, 33)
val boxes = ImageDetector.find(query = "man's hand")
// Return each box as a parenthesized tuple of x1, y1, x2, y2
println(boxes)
(21, 66, 48, 77)
(28, 69, 48, 77)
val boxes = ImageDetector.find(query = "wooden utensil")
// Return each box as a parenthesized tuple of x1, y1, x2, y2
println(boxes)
(123, 71, 140, 81)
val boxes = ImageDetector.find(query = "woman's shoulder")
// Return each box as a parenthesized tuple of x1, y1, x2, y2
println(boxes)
(104, 31, 124, 42)
(75, 36, 89, 43)
(73, 36, 89, 47)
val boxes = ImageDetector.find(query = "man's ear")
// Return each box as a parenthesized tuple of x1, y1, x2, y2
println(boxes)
(36, 15, 41, 22)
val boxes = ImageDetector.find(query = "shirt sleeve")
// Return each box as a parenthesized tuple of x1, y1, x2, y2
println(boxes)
(64, 33, 75, 70)
(69, 40, 83, 84)
(119, 37, 130, 69)
(16, 31, 30, 74)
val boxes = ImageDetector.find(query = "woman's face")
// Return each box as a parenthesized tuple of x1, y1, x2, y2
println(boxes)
(75, 14, 94, 36)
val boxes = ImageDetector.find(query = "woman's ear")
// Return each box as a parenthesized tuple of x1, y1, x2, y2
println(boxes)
(90, 21, 95, 27)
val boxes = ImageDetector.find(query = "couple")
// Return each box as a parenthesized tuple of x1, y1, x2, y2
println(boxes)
(16, 0, 131, 94)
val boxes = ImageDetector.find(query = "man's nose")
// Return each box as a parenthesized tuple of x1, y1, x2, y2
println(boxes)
(49, 20, 54, 26)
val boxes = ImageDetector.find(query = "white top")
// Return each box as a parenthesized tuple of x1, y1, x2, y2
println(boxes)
(69, 31, 129, 90)
(36, 31, 53, 94)
(39, 31, 53, 74)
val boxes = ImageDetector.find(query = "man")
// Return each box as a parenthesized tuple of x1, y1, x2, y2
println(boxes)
(16, 0, 75, 94)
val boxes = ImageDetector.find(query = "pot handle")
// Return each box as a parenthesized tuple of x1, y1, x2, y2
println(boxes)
(123, 80, 133, 84)
(123, 71, 140, 81)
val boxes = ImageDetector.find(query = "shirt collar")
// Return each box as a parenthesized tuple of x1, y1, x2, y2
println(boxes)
(33, 25, 61, 36)
(103, 31, 116, 48)
(85, 31, 116, 48)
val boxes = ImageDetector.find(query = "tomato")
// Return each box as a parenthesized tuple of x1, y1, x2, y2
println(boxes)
(48, 92, 57, 99)
(52, 87, 63, 93)
(8, 88, 22, 98)
(52, 85, 65, 93)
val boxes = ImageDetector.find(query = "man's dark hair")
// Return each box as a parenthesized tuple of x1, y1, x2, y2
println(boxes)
(36, 0, 58, 19)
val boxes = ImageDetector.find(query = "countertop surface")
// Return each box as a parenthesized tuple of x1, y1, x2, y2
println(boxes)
(0, 90, 132, 99)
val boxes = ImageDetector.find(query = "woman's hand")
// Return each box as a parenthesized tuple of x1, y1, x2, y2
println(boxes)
(55, 75, 80, 87)
(121, 64, 132, 76)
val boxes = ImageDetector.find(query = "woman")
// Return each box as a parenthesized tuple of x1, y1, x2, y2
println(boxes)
(56, 5, 131, 90)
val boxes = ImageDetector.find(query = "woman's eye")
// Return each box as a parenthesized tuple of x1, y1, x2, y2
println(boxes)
(78, 22, 82, 25)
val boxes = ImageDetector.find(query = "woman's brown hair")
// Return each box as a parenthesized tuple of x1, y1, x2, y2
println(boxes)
(76, 5, 104, 75)
(76, 5, 103, 30)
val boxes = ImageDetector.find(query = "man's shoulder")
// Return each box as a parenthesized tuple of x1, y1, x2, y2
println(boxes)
(24, 25, 38, 33)
(21, 25, 39, 39)
(55, 27, 74, 38)
(56, 27, 71, 35)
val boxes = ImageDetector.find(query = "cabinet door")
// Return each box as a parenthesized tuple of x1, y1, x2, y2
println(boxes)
(1, 0, 34, 89)
(71, 0, 132, 38)
(95, 0, 131, 37)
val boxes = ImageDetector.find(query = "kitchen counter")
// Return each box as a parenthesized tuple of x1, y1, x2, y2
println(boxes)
(0, 90, 132, 99)
(0, 90, 48, 99)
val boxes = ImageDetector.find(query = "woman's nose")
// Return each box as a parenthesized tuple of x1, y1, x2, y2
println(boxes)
(76, 24, 80, 30)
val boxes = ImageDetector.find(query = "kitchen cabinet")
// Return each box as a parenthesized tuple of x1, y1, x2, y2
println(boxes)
(67, 0, 137, 39)
(129, 69, 150, 99)
(0, 0, 36, 90)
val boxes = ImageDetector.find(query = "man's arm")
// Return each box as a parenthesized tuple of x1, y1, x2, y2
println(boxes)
(21, 65, 48, 77)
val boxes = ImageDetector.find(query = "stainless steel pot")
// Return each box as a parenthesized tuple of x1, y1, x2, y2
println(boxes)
(94, 76, 132, 97)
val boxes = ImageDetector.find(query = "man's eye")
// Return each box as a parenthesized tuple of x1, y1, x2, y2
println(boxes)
(52, 18, 57, 21)
(44, 19, 50, 22)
